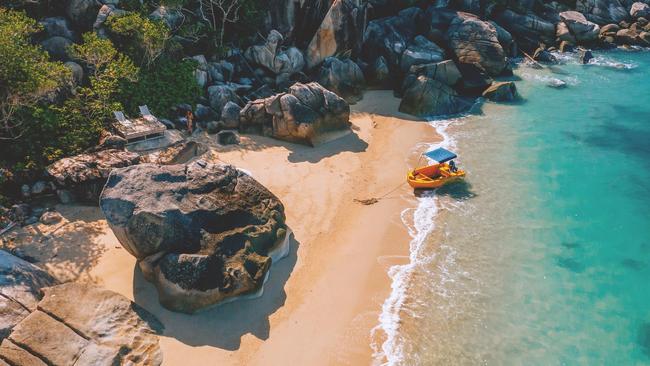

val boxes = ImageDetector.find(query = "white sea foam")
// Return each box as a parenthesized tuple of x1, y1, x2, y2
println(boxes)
(371, 118, 461, 365)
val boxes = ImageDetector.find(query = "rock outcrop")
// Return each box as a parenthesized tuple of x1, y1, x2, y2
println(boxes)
(363, 7, 422, 70)
(559, 11, 601, 43)
(482, 81, 518, 102)
(631, 2, 650, 18)
(47, 149, 141, 203)
(0, 250, 57, 340)
(240, 82, 351, 146)
(100, 162, 289, 313)
(495, 9, 556, 50)
(318, 57, 366, 103)
(399, 75, 472, 117)
(244, 30, 305, 75)
(1, 282, 163, 365)
(305, 0, 367, 69)
(400, 35, 446, 72)
(576, 0, 628, 25)
(446, 14, 506, 75)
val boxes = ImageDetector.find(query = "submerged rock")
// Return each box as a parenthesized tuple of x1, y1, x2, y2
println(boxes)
(240, 82, 351, 146)
(1, 282, 163, 365)
(100, 162, 289, 313)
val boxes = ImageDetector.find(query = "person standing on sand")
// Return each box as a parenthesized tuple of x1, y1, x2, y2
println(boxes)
(186, 110, 194, 134)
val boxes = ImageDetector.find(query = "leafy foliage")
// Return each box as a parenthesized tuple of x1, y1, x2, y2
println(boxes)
(119, 58, 201, 118)
(0, 8, 70, 141)
(106, 12, 170, 66)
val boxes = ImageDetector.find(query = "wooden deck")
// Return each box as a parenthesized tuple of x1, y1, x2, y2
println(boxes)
(112, 117, 167, 142)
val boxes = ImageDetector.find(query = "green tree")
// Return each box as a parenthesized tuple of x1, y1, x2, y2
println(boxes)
(0, 8, 70, 141)
(106, 12, 170, 67)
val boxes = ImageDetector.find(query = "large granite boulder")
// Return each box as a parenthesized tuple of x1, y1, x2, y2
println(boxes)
(631, 2, 650, 18)
(240, 82, 351, 146)
(400, 35, 445, 73)
(1, 282, 163, 365)
(446, 14, 506, 75)
(318, 57, 366, 103)
(149, 5, 183, 29)
(363, 7, 422, 71)
(100, 162, 289, 313)
(208, 85, 240, 115)
(47, 149, 141, 203)
(244, 30, 305, 75)
(65, 0, 101, 29)
(576, 0, 629, 24)
(40, 36, 73, 61)
(402, 60, 462, 94)
(305, 0, 367, 69)
(0, 251, 57, 340)
(560, 11, 601, 42)
(399, 75, 472, 117)
(39, 17, 75, 40)
(482, 81, 519, 102)
(495, 9, 556, 50)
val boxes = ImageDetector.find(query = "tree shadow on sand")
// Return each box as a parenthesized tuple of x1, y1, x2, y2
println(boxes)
(132, 236, 300, 351)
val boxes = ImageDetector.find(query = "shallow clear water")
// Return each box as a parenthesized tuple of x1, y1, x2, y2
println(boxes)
(375, 50, 650, 365)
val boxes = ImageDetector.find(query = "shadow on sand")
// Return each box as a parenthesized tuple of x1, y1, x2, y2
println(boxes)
(132, 236, 300, 351)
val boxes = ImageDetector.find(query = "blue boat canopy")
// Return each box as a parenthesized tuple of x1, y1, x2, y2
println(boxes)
(424, 147, 457, 163)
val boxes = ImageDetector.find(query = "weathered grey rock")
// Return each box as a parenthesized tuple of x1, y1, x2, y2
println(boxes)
(370, 56, 391, 87)
(318, 57, 366, 103)
(399, 75, 472, 117)
(600, 23, 621, 35)
(40, 36, 72, 61)
(363, 7, 422, 70)
(64, 61, 84, 85)
(208, 85, 240, 115)
(244, 30, 305, 75)
(580, 49, 595, 63)
(2, 283, 163, 365)
(0, 251, 57, 340)
(446, 14, 505, 75)
(495, 10, 556, 50)
(221, 101, 241, 129)
(547, 78, 568, 88)
(560, 11, 601, 42)
(482, 81, 518, 102)
(195, 70, 208, 88)
(47, 149, 141, 203)
(305, 0, 367, 68)
(30, 181, 47, 195)
(557, 21, 577, 43)
(94, 4, 123, 30)
(400, 36, 445, 72)
(39, 211, 63, 225)
(98, 133, 127, 150)
(533, 46, 558, 62)
(100, 162, 288, 313)
(150, 5, 183, 29)
(240, 82, 351, 146)
(576, 0, 628, 25)
(66, 0, 101, 29)
(489, 20, 516, 56)
(39, 17, 75, 40)
(407, 60, 462, 87)
(559, 40, 575, 52)
(616, 28, 641, 43)
(216, 130, 240, 145)
(194, 104, 217, 122)
(631, 2, 650, 18)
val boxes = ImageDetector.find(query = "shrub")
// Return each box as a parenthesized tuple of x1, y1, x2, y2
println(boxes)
(106, 12, 170, 66)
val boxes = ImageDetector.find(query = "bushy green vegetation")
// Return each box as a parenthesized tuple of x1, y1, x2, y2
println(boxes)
(106, 12, 169, 66)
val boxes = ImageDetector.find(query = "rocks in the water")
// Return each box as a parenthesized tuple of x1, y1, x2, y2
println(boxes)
(216, 130, 241, 145)
(0, 250, 57, 340)
(244, 30, 305, 75)
(1, 282, 163, 365)
(240, 82, 350, 146)
(400, 35, 446, 72)
(580, 49, 595, 64)
(100, 162, 289, 313)
(446, 14, 505, 75)
(547, 78, 568, 88)
(305, 0, 367, 69)
(399, 75, 472, 117)
(482, 81, 518, 102)
(576, 0, 628, 25)
(47, 149, 141, 203)
(616, 28, 642, 43)
(631, 2, 650, 18)
(560, 11, 601, 43)
(533, 46, 558, 63)
(318, 57, 366, 103)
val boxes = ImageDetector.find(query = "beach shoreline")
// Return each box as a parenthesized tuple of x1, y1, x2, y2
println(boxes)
(4, 90, 442, 365)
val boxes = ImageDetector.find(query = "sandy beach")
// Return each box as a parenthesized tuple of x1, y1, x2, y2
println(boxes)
(4, 91, 440, 365)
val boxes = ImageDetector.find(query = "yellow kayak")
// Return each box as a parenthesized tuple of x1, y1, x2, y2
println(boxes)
(407, 163, 465, 189)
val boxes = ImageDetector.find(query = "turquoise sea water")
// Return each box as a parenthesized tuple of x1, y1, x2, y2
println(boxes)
(374, 50, 650, 365)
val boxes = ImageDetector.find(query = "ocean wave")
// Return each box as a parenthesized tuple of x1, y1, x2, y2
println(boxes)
(371, 118, 460, 365)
